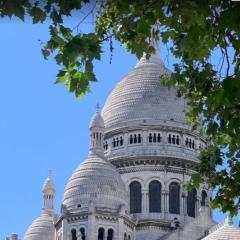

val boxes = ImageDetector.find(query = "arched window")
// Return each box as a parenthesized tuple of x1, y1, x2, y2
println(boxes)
(187, 188, 197, 217)
(149, 180, 161, 213)
(129, 135, 133, 144)
(120, 136, 123, 146)
(189, 139, 192, 148)
(71, 229, 77, 240)
(176, 135, 180, 145)
(98, 228, 105, 240)
(130, 181, 142, 213)
(168, 134, 172, 143)
(113, 138, 116, 147)
(128, 235, 131, 240)
(104, 141, 108, 150)
(153, 133, 157, 142)
(149, 133, 152, 143)
(157, 133, 161, 142)
(172, 135, 176, 144)
(169, 182, 180, 214)
(107, 229, 114, 240)
(201, 191, 208, 206)
(134, 134, 137, 143)
(124, 233, 127, 240)
(80, 228, 86, 240)
(138, 134, 141, 143)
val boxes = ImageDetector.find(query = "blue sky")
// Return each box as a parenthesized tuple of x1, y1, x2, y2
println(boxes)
(0, 18, 237, 239)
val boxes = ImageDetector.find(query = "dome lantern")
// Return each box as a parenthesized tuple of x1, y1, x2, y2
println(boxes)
(42, 172, 55, 215)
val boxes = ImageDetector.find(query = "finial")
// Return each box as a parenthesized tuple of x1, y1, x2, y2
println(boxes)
(150, 21, 160, 52)
(135, 21, 162, 67)
(225, 215, 233, 225)
(48, 170, 52, 178)
(96, 103, 100, 113)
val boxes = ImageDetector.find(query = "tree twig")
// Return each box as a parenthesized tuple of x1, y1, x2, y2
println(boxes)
(72, 0, 98, 32)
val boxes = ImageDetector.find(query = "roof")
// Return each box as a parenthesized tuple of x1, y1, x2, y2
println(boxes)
(23, 213, 54, 240)
(102, 52, 188, 131)
(202, 217, 240, 240)
(62, 152, 128, 212)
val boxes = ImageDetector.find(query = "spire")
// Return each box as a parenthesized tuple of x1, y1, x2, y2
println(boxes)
(89, 105, 105, 155)
(96, 103, 100, 113)
(42, 172, 55, 215)
(135, 22, 162, 67)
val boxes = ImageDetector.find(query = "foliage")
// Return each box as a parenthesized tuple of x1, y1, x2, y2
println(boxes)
(1, 0, 240, 215)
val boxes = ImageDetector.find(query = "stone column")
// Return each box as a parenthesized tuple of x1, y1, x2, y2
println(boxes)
(61, 218, 68, 240)
(162, 190, 169, 215)
(87, 202, 95, 239)
(142, 129, 148, 146)
(142, 189, 147, 214)
(165, 191, 169, 214)
(146, 191, 149, 212)
(118, 206, 127, 240)
(196, 196, 201, 217)
(182, 192, 187, 217)
(124, 132, 128, 151)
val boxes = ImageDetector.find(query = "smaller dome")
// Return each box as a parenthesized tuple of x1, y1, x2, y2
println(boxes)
(24, 213, 54, 240)
(62, 152, 128, 212)
(203, 217, 240, 240)
(90, 104, 104, 129)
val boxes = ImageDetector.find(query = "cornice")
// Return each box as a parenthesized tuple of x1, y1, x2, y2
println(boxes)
(110, 156, 198, 173)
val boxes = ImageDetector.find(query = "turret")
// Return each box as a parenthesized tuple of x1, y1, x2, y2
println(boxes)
(5, 234, 18, 240)
(89, 104, 105, 156)
(42, 172, 55, 215)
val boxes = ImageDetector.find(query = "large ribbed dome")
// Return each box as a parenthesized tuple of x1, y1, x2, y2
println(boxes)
(24, 213, 54, 240)
(102, 55, 187, 130)
(62, 152, 128, 212)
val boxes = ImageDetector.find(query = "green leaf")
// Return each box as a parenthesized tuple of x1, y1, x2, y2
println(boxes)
(29, 7, 46, 24)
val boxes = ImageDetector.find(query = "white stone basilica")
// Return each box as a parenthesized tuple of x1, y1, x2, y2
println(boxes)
(7, 40, 240, 240)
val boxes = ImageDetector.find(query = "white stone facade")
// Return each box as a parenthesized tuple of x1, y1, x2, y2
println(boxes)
(9, 42, 240, 240)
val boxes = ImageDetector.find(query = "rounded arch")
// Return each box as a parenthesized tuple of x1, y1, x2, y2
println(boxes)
(98, 227, 105, 240)
(149, 180, 161, 213)
(129, 181, 142, 213)
(145, 176, 164, 189)
(126, 177, 144, 189)
(201, 190, 208, 206)
(187, 188, 197, 217)
(124, 232, 127, 240)
(166, 178, 182, 189)
(169, 182, 180, 214)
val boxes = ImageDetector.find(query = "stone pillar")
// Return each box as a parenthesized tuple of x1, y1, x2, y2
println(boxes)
(165, 191, 169, 214)
(162, 190, 169, 215)
(87, 201, 95, 239)
(182, 192, 187, 217)
(62, 218, 68, 240)
(124, 132, 128, 151)
(118, 206, 126, 240)
(142, 189, 147, 214)
(196, 196, 201, 217)
(146, 191, 149, 212)
(142, 129, 148, 146)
